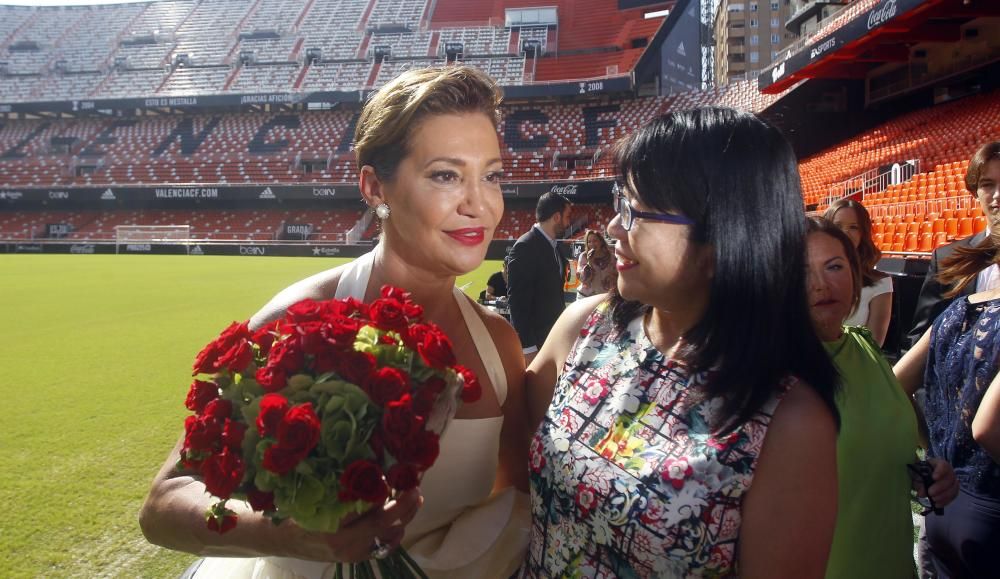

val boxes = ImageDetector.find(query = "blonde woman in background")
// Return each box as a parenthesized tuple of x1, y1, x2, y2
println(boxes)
(575, 229, 617, 299)
(824, 198, 893, 347)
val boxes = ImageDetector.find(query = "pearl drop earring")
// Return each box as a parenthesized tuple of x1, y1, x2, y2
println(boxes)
(374, 203, 391, 220)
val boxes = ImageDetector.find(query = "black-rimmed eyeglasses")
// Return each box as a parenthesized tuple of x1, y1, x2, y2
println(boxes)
(612, 182, 694, 232)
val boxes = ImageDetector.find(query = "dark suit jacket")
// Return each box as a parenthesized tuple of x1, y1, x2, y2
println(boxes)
(507, 226, 567, 351)
(907, 231, 988, 347)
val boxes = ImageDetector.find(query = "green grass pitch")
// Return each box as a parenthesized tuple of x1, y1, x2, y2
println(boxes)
(0, 254, 501, 578)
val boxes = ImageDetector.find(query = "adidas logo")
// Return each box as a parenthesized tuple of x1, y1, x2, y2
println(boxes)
(101, 188, 116, 200)
(677, 41, 686, 57)
(190, 245, 204, 256)
(259, 187, 276, 199)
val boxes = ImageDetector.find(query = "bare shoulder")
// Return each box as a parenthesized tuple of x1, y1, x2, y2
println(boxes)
(552, 295, 605, 342)
(471, 300, 522, 354)
(248, 264, 347, 329)
(531, 294, 604, 372)
(765, 379, 838, 454)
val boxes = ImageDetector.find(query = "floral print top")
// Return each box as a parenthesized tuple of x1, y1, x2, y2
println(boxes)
(521, 303, 791, 578)
(927, 297, 1000, 497)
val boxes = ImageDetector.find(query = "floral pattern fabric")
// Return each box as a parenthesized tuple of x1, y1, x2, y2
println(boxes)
(521, 303, 789, 578)
(927, 297, 1000, 496)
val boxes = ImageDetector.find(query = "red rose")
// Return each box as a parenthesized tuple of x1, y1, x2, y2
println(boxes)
(246, 489, 276, 512)
(320, 297, 368, 319)
(387, 463, 420, 492)
(396, 430, 440, 470)
(380, 285, 410, 302)
(268, 338, 304, 373)
(221, 419, 247, 451)
(262, 444, 307, 475)
(336, 351, 376, 386)
(455, 365, 483, 403)
(183, 415, 222, 453)
(287, 299, 323, 322)
(252, 322, 279, 358)
(201, 447, 244, 499)
(257, 393, 289, 437)
(207, 512, 238, 534)
(185, 380, 219, 413)
(255, 364, 287, 392)
(338, 460, 388, 504)
(216, 339, 254, 374)
(294, 320, 327, 356)
(411, 324, 456, 369)
(277, 403, 321, 453)
(382, 395, 423, 453)
(193, 321, 252, 375)
(366, 366, 411, 406)
(320, 316, 361, 350)
(202, 398, 233, 420)
(340, 297, 370, 318)
(380, 286, 423, 320)
(370, 297, 408, 332)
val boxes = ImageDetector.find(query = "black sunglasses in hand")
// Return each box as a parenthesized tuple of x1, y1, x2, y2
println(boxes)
(908, 461, 943, 516)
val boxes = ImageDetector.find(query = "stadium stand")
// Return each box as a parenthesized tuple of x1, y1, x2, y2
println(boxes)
(0, 80, 788, 191)
(0, 0, 666, 102)
(368, 32, 434, 59)
(798, 92, 1000, 252)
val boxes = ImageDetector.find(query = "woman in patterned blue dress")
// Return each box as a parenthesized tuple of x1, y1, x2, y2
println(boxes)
(895, 144, 1000, 578)
(521, 108, 842, 578)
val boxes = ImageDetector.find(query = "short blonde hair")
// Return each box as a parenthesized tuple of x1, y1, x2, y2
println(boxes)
(354, 65, 502, 180)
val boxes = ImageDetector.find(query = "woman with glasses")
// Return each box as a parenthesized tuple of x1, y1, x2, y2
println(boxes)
(894, 143, 1000, 578)
(520, 108, 841, 578)
(805, 217, 957, 579)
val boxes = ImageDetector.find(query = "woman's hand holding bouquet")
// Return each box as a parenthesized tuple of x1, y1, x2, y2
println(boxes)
(179, 286, 481, 575)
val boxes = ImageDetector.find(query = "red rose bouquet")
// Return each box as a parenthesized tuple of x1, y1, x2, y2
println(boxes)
(180, 286, 481, 576)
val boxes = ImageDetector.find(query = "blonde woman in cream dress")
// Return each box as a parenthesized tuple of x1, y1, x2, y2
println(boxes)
(139, 66, 531, 579)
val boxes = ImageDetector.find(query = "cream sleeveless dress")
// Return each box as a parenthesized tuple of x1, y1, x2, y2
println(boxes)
(193, 248, 530, 578)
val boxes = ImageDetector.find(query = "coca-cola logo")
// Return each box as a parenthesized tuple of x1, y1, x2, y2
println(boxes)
(867, 0, 897, 30)
(550, 184, 578, 196)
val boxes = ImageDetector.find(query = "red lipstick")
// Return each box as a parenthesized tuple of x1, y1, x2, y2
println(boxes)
(445, 227, 486, 246)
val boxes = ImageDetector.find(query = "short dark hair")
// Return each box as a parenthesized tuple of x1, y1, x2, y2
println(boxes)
(609, 107, 839, 433)
(824, 198, 881, 287)
(807, 217, 862, 315)
(535, 192, 570, 222)
(965, 141, 1000, 195)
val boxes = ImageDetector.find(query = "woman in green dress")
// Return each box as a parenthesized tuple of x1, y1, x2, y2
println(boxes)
(805, 217, 959, 578)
